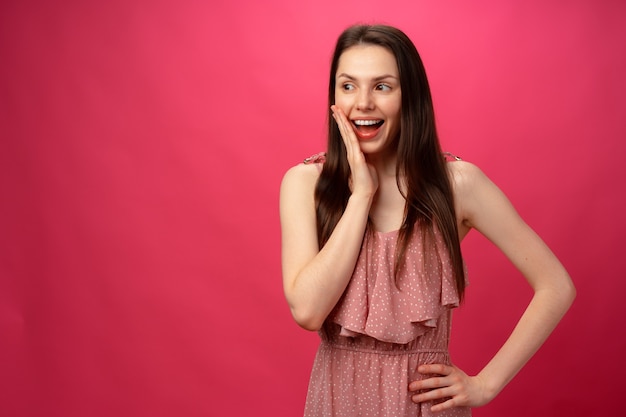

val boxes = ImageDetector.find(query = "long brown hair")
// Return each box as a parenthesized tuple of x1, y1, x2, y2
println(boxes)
(315, 24, 466, 299)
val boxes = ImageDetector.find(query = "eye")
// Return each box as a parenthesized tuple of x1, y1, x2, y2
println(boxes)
(341, 83, 355, 91)
(375, 83, 391, 91)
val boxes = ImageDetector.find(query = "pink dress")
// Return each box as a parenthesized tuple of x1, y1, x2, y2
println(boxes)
(302, 156, 470, 416)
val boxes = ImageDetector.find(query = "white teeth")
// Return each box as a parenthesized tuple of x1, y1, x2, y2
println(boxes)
(353, 120, 382, 126)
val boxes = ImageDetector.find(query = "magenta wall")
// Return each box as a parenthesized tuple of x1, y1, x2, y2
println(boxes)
(1, 1, 624, 416)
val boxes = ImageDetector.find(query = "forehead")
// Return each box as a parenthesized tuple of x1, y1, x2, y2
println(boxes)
(336, 44, 398, 77)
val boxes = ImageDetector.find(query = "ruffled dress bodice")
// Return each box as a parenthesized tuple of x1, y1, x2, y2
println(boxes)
(304, 224, 470, 417)
(328, 226, 461, 344)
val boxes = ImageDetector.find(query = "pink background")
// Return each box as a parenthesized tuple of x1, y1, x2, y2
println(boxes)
(1, 1, 625, 416)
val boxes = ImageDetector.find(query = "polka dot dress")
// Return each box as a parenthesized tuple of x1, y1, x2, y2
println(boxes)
(303, 225, 470, 417)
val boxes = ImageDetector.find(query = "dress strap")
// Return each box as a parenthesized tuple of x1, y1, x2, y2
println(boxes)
(443, 152, 462, 162)
(303, 152, 326, 164)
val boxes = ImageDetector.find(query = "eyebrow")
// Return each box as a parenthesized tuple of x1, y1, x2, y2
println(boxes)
(336, 73, 398, 82)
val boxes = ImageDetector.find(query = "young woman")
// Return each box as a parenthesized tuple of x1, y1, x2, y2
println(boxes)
(280, 24, 575, 417)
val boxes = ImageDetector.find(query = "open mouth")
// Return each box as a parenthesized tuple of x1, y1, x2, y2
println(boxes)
(352, 119, 384, 140)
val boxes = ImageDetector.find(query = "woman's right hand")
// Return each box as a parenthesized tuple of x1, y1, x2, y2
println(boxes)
(280, 106, 379, 331)
(331, 105, 378, 198)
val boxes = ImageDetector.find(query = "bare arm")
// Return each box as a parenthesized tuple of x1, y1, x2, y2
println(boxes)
(280, 106, 378, 331)
(410, 161, 576, 410)
(458, 162, 576, 398)
(280, 165, 373, 331)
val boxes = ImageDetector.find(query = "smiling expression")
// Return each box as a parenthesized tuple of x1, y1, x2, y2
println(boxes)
(334, 44, 402, 156)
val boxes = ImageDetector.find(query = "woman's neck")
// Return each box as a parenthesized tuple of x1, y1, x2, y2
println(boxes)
(365, 151, 397, 178)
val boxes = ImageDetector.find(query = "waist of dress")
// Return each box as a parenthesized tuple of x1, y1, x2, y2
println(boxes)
(320, 335, 449, 356)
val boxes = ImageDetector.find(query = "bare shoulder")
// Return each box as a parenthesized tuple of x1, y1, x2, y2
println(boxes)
(446, 159, 507, 232)
(280, 162, 321, 255)
(280, 162, 322, 223)
(280, 162, 321, 194)
(446, 159, 487, 195)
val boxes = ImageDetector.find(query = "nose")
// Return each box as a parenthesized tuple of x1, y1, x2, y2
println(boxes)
(356, 89, 374, 111)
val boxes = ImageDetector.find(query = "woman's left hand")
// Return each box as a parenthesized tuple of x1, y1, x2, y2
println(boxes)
(408, 364, 493, 412)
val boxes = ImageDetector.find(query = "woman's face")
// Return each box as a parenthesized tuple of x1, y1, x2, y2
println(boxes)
(334, 44, 401, 156)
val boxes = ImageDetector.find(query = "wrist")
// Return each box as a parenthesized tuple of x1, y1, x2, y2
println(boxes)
(475, 371, 505, 403)
(349, 189, 376, 203)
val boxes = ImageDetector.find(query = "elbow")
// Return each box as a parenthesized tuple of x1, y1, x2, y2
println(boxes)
(290, 306, 325, 332)
(551, 274, 577, 312)
(560, 270, 577, 307)
(534, 273, 577, 315)
(284, 284, 328, 331)
(565, 279, 577, 308)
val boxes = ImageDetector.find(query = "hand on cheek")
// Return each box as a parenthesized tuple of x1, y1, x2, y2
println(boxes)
(331, 105, 378, 197)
